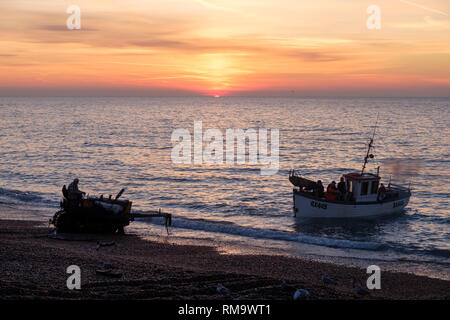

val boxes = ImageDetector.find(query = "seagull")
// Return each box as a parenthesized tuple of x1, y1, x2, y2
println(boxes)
(322, 273, 337, 285)
(216, 283, 230, 295)
(352, 279, 370, 296)
(293, 289, 310, 300)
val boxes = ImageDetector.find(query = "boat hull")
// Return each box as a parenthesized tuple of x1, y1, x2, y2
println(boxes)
(293, 191, 410, 219)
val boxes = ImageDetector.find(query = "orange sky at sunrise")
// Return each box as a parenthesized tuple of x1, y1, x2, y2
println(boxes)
(1, 0, 449, 96)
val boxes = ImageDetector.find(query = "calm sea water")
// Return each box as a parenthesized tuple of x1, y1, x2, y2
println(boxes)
(0, 97, 448, 278)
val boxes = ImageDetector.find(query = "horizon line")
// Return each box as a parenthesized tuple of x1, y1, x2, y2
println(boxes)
(1, 95, 449, 99)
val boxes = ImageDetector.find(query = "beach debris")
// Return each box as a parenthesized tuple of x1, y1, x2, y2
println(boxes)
(293, 288, 310, 300)
(96, 269, 122, 278)
(96, 261, 122, 278)
(96, 241, 116, 250)
(48, 232, 97, 242)
(216, 283, 230, 295)
(352, 279, 370, 296)
(322, 273, 337, 285)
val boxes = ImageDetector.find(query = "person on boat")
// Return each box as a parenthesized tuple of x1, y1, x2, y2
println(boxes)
(377, 183, 387, 201)
(315, 180, 325, 198)
(337, 177, 346, 201)
(67, 178, 85, 204)
(326, 181, 339, 201)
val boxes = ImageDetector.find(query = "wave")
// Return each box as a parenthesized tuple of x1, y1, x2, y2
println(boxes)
(426, 249, 450, 259)
(152, 200, 284, 218)
(136, 215, 386, 251)
(137, 214, 450, 261)
(392, 245, 450, 260)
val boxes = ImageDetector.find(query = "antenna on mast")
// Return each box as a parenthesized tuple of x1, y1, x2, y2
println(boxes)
(361, 114, 379, 175)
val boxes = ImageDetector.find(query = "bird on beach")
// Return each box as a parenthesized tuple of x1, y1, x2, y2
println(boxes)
(322, 273, 337, 285)
(216, 283, 230, 295)
(293, 289, 310, 300)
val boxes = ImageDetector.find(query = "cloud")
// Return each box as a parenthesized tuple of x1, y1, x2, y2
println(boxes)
(131, 40, 187, 48)
(392, 16, 450, 29)
(38, 25, 97, 31)
(398, 0, 450, 17)
(193, 0, 238, 12)
(285, 51, 345, 62)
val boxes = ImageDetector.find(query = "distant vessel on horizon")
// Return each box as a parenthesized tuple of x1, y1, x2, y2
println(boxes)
(289, 127, 411, 219)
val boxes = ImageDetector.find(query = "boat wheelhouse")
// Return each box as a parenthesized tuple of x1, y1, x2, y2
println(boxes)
(343, 172, 381, 203)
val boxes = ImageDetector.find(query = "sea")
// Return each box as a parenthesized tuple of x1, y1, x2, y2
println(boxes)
(0, 96, 448, 279)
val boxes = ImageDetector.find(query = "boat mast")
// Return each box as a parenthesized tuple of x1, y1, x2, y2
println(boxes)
(361, 115, 379, 175)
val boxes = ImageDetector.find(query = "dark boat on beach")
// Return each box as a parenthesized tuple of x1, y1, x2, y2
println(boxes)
(50, 186, 171, 234)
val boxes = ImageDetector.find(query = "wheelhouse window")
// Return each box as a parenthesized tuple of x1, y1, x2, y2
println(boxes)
(361, 181, 369, 195)
(371, 181, 379, 194)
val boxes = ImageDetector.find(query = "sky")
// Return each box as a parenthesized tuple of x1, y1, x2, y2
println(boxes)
(1, 0, 449, 97)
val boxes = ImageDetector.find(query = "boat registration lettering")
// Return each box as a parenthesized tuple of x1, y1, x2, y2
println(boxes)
(311, 201, 327, 209)
(393, 200, 404, 208)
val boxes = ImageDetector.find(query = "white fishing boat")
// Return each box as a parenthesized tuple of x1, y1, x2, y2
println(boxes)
(289, 129, 411, 219)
